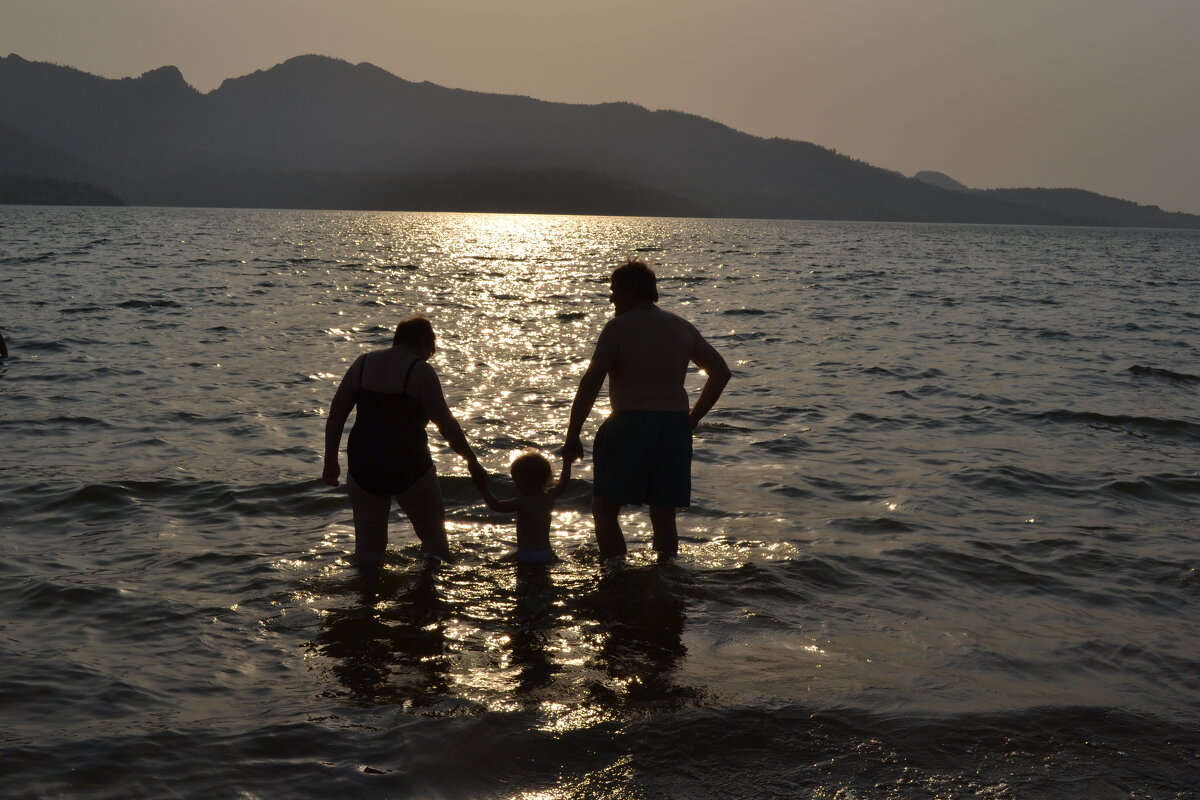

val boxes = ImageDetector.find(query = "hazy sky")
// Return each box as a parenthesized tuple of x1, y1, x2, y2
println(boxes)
(4, 0, 1199, 213)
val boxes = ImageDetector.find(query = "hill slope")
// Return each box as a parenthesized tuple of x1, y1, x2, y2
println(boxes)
(2, 53, 1195, 227)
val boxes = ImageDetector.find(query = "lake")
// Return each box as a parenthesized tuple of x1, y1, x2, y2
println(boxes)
(1, 206, 1197, 798)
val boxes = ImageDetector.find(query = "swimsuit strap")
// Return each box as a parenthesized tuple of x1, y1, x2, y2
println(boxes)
(402, 358, 419, 393)
(357, 354, 368, 385)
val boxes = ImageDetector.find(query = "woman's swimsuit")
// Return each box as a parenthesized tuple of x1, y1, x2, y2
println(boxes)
(347, 355, 433, 496)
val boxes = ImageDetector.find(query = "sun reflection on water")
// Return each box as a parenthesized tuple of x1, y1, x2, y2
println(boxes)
(295, 211, 780, 737)
(298, 533, 727, 729)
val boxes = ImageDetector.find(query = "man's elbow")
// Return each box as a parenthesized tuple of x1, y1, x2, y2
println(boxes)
(709, 364, 732, 385)
(576, 370, 605, 397)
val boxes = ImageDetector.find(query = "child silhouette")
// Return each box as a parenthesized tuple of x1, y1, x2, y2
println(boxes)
(475, 451, 571, 563)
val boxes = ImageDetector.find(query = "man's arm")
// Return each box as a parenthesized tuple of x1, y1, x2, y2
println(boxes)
(563, 364, 605, 462)
(688, 336, 731, 429)
(563, 327, 616, 462)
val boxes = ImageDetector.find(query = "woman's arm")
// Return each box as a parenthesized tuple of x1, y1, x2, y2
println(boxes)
(477, 476, 521, 513)
(323, 357, 361, 486)
(417, 362, 486, 482)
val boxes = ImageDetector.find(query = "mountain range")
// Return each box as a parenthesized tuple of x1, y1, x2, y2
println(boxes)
(2, 53, 1197, 228)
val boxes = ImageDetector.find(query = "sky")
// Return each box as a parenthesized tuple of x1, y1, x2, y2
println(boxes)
(3, 0, 1199, 214)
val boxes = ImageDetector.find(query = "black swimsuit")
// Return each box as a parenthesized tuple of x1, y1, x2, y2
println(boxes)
(347, 355, 433, 496)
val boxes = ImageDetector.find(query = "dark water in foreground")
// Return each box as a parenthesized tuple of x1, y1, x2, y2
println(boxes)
(1, 206, 1198, 798)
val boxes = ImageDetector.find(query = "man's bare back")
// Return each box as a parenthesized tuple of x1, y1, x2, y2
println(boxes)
(591, 306, 714, 413)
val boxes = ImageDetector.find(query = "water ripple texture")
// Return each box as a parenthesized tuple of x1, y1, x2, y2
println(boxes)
(1, 207, 1198, 798)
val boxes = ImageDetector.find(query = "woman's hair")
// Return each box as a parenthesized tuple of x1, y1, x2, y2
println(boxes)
(393, 315, 436, 350)
(510, 450, 553, 490)
(611, 258, 659, 302)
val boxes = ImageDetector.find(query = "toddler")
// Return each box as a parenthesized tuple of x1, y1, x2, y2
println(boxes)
(476, 450, 571, 563)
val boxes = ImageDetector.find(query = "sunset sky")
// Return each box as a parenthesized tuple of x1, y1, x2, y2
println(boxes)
(4, 0, 1198, 213)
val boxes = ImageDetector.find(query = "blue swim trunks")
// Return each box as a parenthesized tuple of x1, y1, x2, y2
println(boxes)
(593, 410, 692, 507)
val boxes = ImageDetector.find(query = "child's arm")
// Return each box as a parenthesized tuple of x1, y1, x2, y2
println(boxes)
(547, 458, 572, 500)
(476, 473, 521, 513)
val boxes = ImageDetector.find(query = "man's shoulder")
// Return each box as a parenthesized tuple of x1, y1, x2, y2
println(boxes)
(655, 306, 698, 327)
(606, 305, 697, 332)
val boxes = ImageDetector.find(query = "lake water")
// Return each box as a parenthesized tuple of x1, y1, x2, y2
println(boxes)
(1, 206, 1198, 798)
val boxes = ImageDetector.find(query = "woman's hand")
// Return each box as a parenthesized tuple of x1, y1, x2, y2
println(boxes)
(322, 460, 341, 487)
(467, 459, 488, 487)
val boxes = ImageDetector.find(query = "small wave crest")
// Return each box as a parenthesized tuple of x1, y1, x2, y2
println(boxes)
(1020, 409, 1200, 444)
(116, 299, 185, 310)
(1128, 364, 1200, 384)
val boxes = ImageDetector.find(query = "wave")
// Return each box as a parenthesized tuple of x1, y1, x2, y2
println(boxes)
(0, 415, 116, 432)
(116, 299, 185, 309)
(1018, 409, 1200, 444)
(3, 474, 500, 527)
(861, 365, 947, 380)
(1104, 473, 1200, 505)
(951, 464, 1094, 499)
(952, 466, 1199, 511)
(829, 516, 924, 534)
(0, 251, 57, 265)
(1128, 364, 1200, 384)
(2, 704, 1195, 799)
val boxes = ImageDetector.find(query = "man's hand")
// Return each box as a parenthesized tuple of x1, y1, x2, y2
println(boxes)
(562, 433, 585, 463)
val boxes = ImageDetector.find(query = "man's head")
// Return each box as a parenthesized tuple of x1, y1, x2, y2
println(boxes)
(610, 259, 658, 305)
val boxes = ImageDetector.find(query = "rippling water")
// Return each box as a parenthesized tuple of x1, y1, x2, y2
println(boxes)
(2, 206, 1198, 798)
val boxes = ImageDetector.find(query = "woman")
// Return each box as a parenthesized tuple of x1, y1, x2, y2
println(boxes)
(323, 315, 485, 565)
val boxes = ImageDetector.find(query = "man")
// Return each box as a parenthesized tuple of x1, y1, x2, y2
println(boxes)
(563, 259, 731, 560)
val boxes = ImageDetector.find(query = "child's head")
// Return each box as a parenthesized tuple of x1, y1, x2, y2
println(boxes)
(510, 450, 553, 495)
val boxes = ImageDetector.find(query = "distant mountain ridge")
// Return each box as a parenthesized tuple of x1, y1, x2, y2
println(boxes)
(2, 53, 1197, 228)
(912, 171, 971, 193)
(0, 174, 125, 205)
(912, 170, 1198, 228)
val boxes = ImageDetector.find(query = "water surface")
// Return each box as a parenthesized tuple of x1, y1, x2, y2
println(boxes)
(1, 207, 1198, 798)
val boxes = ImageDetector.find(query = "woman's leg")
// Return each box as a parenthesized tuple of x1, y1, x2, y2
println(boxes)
(347, 473, 391, 567)
(396, 466, 450, 560)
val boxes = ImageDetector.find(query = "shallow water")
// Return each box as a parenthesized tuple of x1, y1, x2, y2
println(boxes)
(1, 206, 1198, 798)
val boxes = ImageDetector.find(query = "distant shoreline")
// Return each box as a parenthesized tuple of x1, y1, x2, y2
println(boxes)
(10, 200, 1200, 234)
(5, 53, 1199, 230)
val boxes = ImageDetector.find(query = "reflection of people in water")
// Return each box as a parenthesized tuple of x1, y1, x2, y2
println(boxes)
(578, 565, 695, 709)
(475, 450, 571, 563)
(0, 331, 7, 358)
(315, 563, 450, 706)
(564, 259, 731, 560)
(323, 315, 487, 566)
(507, 563, 561, 694)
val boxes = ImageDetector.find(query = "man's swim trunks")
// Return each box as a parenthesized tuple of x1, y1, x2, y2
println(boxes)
(593, 410, 692, 507)
(348, 356, 433, 496)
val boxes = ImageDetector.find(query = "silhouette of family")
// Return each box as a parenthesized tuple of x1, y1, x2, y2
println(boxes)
(323, 259, 731, 568)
